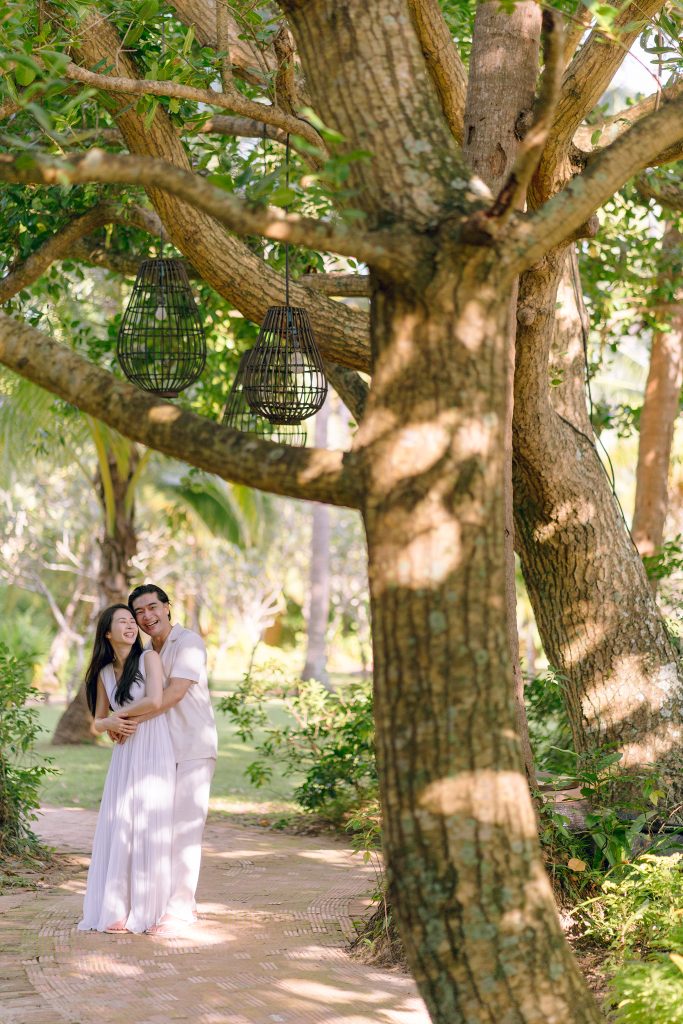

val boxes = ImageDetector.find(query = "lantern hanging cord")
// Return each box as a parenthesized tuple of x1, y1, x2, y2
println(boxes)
(157, 14, 167, 258)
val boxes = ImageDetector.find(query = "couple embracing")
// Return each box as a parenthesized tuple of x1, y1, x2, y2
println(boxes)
(77, 583, 218, 936)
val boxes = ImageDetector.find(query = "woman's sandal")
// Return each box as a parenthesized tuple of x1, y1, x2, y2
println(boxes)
(104, 921, 129, 934)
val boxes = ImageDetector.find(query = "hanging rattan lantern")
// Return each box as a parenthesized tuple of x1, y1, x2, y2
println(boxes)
(241, 132, 327, 425)
(222, 349, 307, 446)
(242, 306, 327, 424)
(117, 257, 206, 398)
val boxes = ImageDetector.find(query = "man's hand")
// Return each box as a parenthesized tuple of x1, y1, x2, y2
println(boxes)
(105, 716, 138, 741)
(107, 729, 129, 745)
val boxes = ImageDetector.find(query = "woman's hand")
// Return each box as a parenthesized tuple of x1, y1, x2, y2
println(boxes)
(96, 714, 138, 736)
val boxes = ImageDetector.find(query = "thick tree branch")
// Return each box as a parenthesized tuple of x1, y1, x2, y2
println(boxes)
(491, 9, 565, 219)
(554, 0, 665, 141)
(515, 89, 683, 269)
(69, 239, 154, 278)
(0, 202, 161, 303)
(538, 0, 666, 190)
(562, 4, 594, 69)
(0, 311, 363, 509)
(189, 114, 288, 144)
(61, 59, 324, 151)
(215, 0, 233, 93)
(0, 149, 417, 279)
(574, 79, 683, 152)
(51, 5, 369, 372)
(406, 0, 467, 145)
(322, 362, 369, 423)
(649, 139, 683, 167)
(0, 201, 165, 299)
(0, 203, 117, 302)
(273, 24, 299, 114)
(71, 241, 369, 298)
(300, 273, 370, 297)
(635, 174, 683, 212)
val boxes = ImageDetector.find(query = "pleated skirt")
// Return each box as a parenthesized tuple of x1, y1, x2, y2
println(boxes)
(78, 716, 176, 933)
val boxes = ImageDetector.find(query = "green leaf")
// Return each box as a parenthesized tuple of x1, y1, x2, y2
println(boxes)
(143, 98, 159, 131)
(590, 129, 602, 146)
(182, 25, 195, 56)
(23, 103, 53, 133)
(268, 186, 298, 207)
(138, 0, 159, 19)
(15, 64, 36, 87)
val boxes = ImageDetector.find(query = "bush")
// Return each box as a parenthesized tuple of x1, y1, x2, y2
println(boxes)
(524, 667, 576, 773)
(609, 944, 683, 1024)
(218, 664, 378, 826)
(219, 667, 401, 962)
(0, 641, 54, 857)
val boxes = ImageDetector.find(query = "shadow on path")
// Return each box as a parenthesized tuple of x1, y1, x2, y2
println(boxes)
(0, 807, 429, 1024)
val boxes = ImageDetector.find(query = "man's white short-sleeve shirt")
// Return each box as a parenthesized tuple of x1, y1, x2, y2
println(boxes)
(147, 623, 218, 762)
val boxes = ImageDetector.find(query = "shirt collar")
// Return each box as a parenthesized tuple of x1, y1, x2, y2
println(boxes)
(144, 621, 182, 652)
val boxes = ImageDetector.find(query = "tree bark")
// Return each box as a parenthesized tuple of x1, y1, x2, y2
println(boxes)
(361, 261, 601, 1023)
(513, 246, 683, 789)
(302, 400, 332, 687)
(462, 1, 542, 790)
(94, 447, 139, 606)
(632, 225, 683, 568)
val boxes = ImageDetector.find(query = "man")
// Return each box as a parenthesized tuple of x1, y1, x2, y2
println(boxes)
(121, 583, 218, 936)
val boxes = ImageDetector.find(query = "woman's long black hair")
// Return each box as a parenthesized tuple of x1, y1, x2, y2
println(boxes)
(84, 604, 144, 715)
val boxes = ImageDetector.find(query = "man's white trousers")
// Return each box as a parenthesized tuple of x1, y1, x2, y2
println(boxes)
(166, 756, 215, 922)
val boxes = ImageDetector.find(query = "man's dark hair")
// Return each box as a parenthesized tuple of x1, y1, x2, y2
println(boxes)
(128, 583, 171, 618)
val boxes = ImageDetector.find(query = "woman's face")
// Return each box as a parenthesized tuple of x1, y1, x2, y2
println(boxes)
(106, 609, 139, 646)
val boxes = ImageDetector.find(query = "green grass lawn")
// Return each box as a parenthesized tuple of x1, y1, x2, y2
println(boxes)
(35, 700, 301, 821)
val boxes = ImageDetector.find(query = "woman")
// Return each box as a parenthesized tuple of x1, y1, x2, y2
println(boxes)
(78, 604, 176, 934)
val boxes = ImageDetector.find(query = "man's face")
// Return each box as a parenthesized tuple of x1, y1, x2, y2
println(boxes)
(131, 594, 172, 641)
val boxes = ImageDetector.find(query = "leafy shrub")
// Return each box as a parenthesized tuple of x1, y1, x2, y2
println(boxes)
(573, 855, 683, 954)
(524, 667, 576, 773)
(218, 664, 378, 826)
(219, 667, 400, 961)
(0, 641, 54, 856)
(609, 941, 683, 1024)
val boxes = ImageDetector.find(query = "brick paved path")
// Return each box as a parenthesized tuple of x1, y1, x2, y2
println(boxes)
(0, 808, 429, 1024)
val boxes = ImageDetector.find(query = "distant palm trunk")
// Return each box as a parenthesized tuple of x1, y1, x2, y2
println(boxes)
(302, 400, 331, 687)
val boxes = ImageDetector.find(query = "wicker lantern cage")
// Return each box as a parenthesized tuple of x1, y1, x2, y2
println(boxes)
(222, 349, 308, 446)
(242, 306, 327, 424)
(117, 257, 206, 398)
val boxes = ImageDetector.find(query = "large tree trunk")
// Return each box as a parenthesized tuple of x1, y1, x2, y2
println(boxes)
(462, 0, 541, 790)
(632, 224, 683, 569)
(52, 447, 139, 745)
(513, 246, 683, 789)
(361, 264, 601, 1023)
(302, 399, 332, 686)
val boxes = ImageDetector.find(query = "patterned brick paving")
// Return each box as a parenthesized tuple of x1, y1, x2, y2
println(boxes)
(0, 808, 429, 1024)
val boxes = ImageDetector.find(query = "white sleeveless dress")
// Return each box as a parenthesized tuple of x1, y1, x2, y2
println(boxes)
(78, 651, 176, 933)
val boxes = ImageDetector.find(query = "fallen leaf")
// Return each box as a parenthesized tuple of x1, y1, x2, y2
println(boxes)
(567, 858, 587, 872)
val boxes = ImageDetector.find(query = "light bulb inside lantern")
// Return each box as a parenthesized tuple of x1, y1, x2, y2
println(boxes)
(154, 294, 168, 321)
